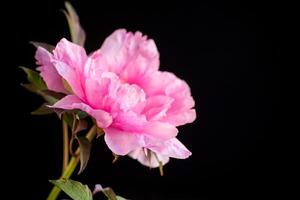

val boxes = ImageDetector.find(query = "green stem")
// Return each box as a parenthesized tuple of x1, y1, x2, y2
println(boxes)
(47, 125, 97, 200)
(47, 156, 79, 200)
(62, 119, 69, 172)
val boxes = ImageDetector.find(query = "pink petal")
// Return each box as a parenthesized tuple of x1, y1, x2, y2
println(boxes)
(163, 109, 197, 126)
(113, 83, 146, 112)
(112, 111, 178, 140)
(95, 29, 159, 83)
(111, 111, 147, 131)
(129, 148, 170, 168)
(97, 29, 127, 74)
(52, 95, 112, 128)
(120, 38, 159, 84)
(83, 71, 146, 112)
(35, 47, 65, 93)
(51, 38, 88, 98)
(129, 137, 191, 167)
(53, 61, 85, 99)
(144, 122, 178, 140)
(142, 95, 174, 120)
(141, 71, 196, 126)
(83, 56, 108, 79)
(149, 138, 192, 159)
(84, 78, 105, 109)
(53, 38, 87, 71)
(104, 128, 142, 155)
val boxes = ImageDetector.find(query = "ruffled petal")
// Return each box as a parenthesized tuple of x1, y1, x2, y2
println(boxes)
(53, 61, 85, 99)
(129, 138, 191, 167)
(53, 38, 87, 71)
(129, 148, 169, 168)
(141, 71, 196, 126)
(104, 128, 142, 155)
(112, 111, 177, 140)
(52, 38, 88, 98)
(149, 138, 192, 159)
(142, 95, 174, 121)
(35, 47, 65, 93)
(163, 109, 196, 126)
(51, 95, 112, 128)
(94, 29, 159, 84)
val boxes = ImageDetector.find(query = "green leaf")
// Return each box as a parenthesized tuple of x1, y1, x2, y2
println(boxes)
(116, 196, 127, 200)
(72, 119, 87, 134)
(75, 110, 88, 119)
(21, 83, 61, 104)
(20, 83, 38, 93)
(76, 120, 87, 133)
(20, 84, 56, 104)
(20, 66, 46, 90)
(102, 187, 118, 200)
(57, 109, 88, 122)
(93, 184, 127, 200)
(41, 90, 64, 103)
(102, 188, 128, 200)
(76, 136, 91, 174)
(62, 112, 87, 132)
(30, 41, 55, 52)
(64, 1, 86, 46)
(31, 103, 54, 115)
(49, 179, 92, 200)
(35, 90, 60, 104)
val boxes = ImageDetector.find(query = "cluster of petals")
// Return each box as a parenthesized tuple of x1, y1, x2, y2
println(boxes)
(35, 29, 196, 167)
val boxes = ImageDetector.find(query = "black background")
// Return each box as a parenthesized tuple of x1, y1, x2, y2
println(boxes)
(2, 0, 281, 199)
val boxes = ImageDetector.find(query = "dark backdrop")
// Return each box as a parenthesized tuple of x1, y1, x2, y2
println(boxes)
(2, 0, 281, 199)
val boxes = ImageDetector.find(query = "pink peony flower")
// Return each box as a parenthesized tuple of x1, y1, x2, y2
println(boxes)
(35, 29, 196, 167)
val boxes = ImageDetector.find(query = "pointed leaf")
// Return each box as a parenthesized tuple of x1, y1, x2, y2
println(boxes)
(64, 1, 86, 46)
(36, 90, 63, 104)
(77, 136, 91, 174)
(42, 90, 65, 100)
(49, 179, 92, 200)
(20, 84, 57, 104)
(35, 90, 59, 104)
(102, 187, 118, 200)
(75, 120, 87, 133)
(31, 103, 54, 115)
(61, 112, 88, 132)
(20, 66, 46, 90)
(69, 135, 77, 156)
(21, 83, 38, 93)
(72, 115, 87, 134)
(30, 41, 55, 52)
(75, 110, 88, 119)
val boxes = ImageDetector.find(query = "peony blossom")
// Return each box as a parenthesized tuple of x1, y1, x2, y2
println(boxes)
(35, 29, 196, 167)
